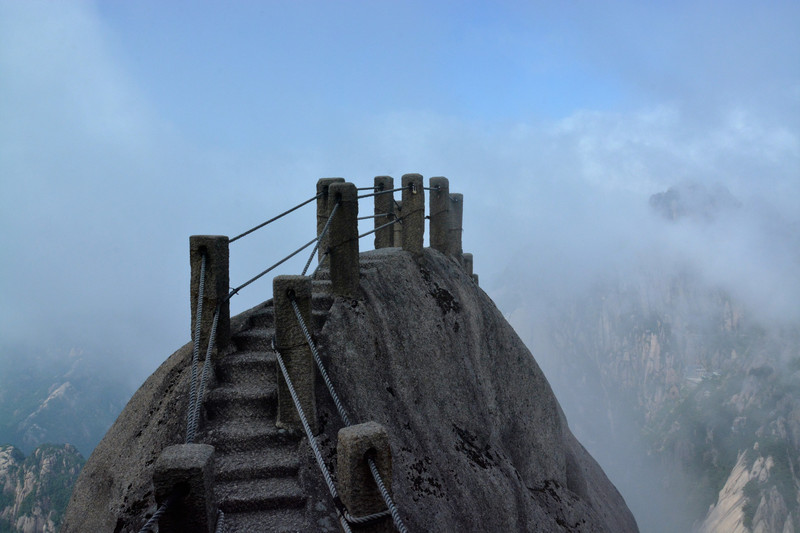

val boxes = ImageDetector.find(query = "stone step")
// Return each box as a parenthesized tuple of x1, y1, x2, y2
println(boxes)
(312, 294, 334, 312)
(200, 421, 300, 453)
(216, 478, 305, 513)
(215, 446, 300, 482)
(232, 328, 275, 352)
(249, 307, 275, 329)
(220, 508, 308, 533)
(205, 383, 277, 420)
(216, 351, 277, 386)
(249, 307, 328, 331)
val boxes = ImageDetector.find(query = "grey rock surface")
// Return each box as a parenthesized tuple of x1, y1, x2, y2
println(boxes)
(311, 248, 637, 532)
(62, 247, 637, 532)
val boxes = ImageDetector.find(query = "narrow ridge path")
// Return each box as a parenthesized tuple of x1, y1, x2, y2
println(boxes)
(198, 252, 393, 532)
(199, 278, 333, 532)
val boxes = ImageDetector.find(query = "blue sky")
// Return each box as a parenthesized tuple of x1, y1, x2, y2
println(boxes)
(1, 0, 798, 377)
(1, 2, 798, 529)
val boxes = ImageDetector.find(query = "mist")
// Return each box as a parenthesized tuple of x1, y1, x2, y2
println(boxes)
(1, 1, 799, 529)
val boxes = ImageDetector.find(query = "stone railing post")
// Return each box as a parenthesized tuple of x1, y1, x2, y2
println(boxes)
(373, 176, 395, 249)
(317, 178, 345, 262)
(463, 252, 479, 284)
(392, 200, 403, 247)
(429, 177, 449, 253)
(190, 236, 230, 359)
(337, 421, 393, 532)
(328, 182, 360, 298)
(401, 173, 424, 255)
(273, 275, 317, 434)
(152, 443, 216, 533)
(463, 253, 473, 276)
(447, 193, 464, 260)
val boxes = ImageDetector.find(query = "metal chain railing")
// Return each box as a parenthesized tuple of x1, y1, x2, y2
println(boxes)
(229, 192, 322, 243)
(358, 216, 402, 240)
(272, 341, 354, 533)
(187, 252, 207, 442)
(215, 509, 226, 533)
(302, 201, 339, 276)
(357, 185, 408, 199)
(150, 180, 417, 531)
(138, 485, 187, 533)
(286, 296, 408, 532)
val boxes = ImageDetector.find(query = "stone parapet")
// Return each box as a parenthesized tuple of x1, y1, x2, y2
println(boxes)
(328, 182, 360, 298)
(190, 235, 230, 358)
(317, 178, 345, 261)
(373, 176, 395, 249)
(337, 421, 393, 532)
(273, 275, 317, 434)
(401, 174, 424, 255)
(153, 443, 216, 533)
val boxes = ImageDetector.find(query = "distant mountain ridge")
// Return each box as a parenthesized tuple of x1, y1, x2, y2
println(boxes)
(504, 183, 800, 532)
(0, 348, 132, 456)
(0, 348, 132, 532)
(0, 443, 84, 533)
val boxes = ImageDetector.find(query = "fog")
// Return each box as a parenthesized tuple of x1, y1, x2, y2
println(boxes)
(1, 1, 798, 529)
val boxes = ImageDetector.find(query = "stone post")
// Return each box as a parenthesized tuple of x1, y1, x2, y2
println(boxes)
(392, 201, 403, 247)
(273, 275, 317, 434)
(337, 422, 393, 532)
(447, 193, 464, 260)
(328, 182, 360, 298)
(152, 443, 216, 533)
(190, 236, 230, 359)
(463, 253, 473, 276)
(401, 173, 424, 255)
(317, 178, 345, 262)
(373, 176, 395, 249)
(429, 177, 449, 253)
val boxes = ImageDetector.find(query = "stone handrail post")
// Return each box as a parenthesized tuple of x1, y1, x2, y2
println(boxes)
(273, 275, 317, 434)
(317, 178, 345, 262)
(401, 174, 424, 255)
(152, 443, 216, 533)
(373, 176, 395, 249)
(392, 200, 403, 247)
(463, 253, 473, 276)
(337, 421, 393, 532)
(328, 182, 360, 298)
(428, 176, 449, 253)
(190, 236, 230, 360)
(448, 193, 464, 260)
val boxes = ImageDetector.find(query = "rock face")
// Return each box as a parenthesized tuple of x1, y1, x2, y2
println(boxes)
(0, 443, 84, 533)
(506, 259, 800, 532)
(63, 247, 637, 532)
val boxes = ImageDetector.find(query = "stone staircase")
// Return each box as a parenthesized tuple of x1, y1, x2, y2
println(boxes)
(199, 278, 334, 532)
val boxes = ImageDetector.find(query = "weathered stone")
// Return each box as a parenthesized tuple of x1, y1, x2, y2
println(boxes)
(463, 252, 473, 276)
(401, 174, 424, 255)
(429, 177, 450, 253)
(337, 422, 392, 532)
(153, 443, 216, 533)
(190, 235, 230, 357)
(327, 182, 360, 298)
(273, 275, 317, 434)
(64, 246, 638, 533)
(317, 178, 345, 261)
(447, 193, 463, 259)
(392, 200, 403, 247)
(373, 176, 395, 249)
(316, 248, 639, 532)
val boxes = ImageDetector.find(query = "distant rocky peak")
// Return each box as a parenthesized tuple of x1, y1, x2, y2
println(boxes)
(649, 182, 742, 222)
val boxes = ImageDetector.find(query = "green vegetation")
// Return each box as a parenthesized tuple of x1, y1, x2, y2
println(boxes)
(0, 444, 85, 532)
